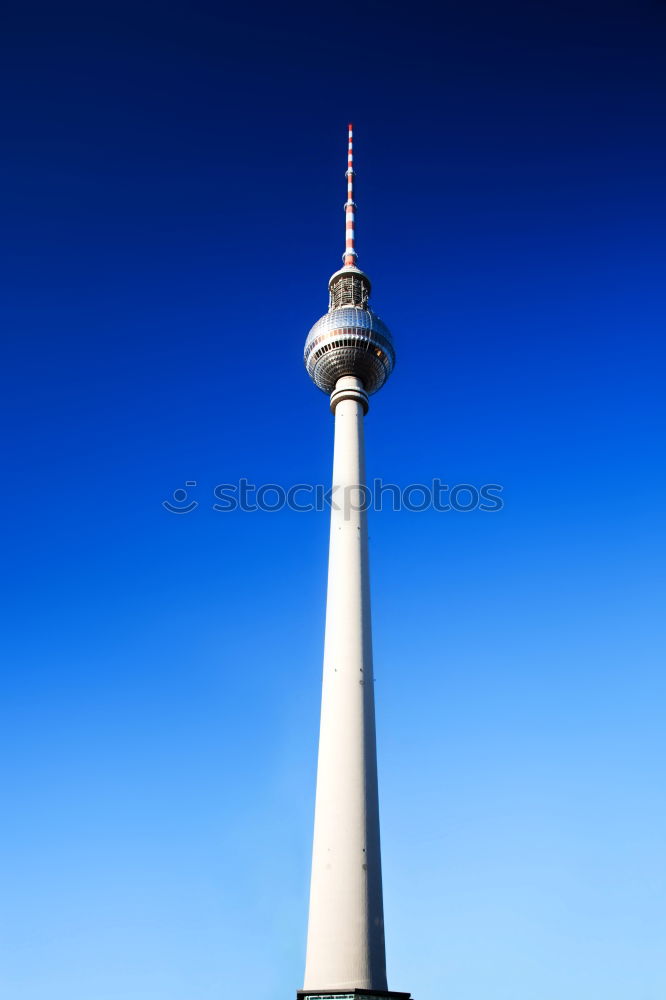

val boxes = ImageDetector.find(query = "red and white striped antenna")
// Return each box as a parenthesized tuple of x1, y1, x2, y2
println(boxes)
(343, 123, 357, 267)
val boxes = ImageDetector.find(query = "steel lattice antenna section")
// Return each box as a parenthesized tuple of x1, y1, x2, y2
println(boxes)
(344, 123, 357, 267)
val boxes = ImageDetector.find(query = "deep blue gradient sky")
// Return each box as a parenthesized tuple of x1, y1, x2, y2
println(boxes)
(2, 3, 665, 999)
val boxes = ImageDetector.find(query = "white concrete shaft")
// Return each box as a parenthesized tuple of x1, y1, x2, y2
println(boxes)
(303, 376, 387, 992)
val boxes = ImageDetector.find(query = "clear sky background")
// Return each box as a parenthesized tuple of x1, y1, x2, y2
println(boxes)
(1, 2, 665, 999)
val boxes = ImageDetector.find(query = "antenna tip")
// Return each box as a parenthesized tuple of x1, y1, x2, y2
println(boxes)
(348, 122, 353, 130)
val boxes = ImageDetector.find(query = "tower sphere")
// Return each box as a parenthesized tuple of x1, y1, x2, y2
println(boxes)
(304, 273, 395, 395)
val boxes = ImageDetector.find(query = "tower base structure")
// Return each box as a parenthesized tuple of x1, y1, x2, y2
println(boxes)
(297, 990, 412, 1000)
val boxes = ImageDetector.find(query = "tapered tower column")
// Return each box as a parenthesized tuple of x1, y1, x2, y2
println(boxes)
(304, 375, 386, 991)
(300, 125, 410, 1000)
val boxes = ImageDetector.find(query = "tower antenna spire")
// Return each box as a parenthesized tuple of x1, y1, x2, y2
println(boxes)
(343, 123, 357, 266)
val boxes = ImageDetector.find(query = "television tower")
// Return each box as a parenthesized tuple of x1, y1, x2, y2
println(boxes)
(299, 126, 411, 1000)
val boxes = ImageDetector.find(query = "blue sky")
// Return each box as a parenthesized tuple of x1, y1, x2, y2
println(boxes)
(1, 2, 665, 998)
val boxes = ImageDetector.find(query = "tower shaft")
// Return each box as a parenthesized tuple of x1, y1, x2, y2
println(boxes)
(304, 376, 387, 992)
